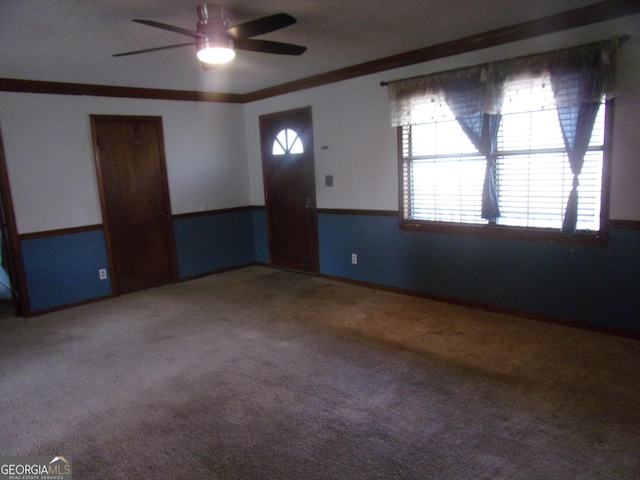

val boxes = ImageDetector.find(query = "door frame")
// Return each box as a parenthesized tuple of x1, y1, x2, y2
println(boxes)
(259, 106, 319, 274)
(0, 128, 29, 316)
(91, 115, 178, 296)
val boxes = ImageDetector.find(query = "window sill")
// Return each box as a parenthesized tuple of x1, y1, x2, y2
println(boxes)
(399, 220, 608, 246)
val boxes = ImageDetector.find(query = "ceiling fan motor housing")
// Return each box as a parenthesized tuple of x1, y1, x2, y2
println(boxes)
(196, 3, 233, 51)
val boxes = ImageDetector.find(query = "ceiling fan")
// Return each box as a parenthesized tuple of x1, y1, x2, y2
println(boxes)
(114, 3, 306, 66)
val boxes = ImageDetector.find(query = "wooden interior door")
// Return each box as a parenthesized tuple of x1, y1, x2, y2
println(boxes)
(91, 115, 176, 295)
(260, 107, 319, 274)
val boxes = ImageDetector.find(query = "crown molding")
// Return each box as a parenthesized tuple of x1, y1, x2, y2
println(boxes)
(2, 0, 638, 104)
(0, 77, 244, 103)
(244, 0, 640, 102)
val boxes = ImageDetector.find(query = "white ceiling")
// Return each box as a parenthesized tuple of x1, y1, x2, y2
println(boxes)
(0, 0, 616, 95)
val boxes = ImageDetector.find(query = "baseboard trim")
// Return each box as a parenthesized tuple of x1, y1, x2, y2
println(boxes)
(24, 263, 261, 315)
(177, 262, 261, 283)
(24, 293, 114, 317)
(317, 272, 640, 341)
(21, 262, 640, 340)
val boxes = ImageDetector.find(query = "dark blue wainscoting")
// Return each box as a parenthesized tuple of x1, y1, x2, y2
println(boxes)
(19, 210, 259, 313)
(317, 213, 640, 334)
(251, 208, 269, 264)
(18, 209, 639, 334)
(173, 209, 256, 279)
(20, 229, 112, 312)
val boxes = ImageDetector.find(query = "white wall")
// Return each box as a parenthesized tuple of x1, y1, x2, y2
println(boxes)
(0, 93, 249, 234)
(1, 14, 638, 237)
(244, 14, 640, 221)
(243, 77, 398, 211)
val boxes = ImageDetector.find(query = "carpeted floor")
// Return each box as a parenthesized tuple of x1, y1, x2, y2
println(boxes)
(1, 266, 639, 479)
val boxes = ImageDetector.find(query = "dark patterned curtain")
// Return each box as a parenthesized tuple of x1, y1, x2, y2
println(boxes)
(549, 48, 613, 233)
(443, 75, 504, 221)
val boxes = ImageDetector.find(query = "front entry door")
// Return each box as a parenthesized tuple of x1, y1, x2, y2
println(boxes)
(260, 107, 319, 274)
(91, 115, 176, 295)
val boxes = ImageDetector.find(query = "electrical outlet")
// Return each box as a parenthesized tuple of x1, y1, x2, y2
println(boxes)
(99, 268, 108, 280)
(351, 253, 358, 265)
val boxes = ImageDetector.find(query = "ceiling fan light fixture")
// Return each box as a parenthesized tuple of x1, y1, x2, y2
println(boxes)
(197, 44, 235, 64)
(195, 4, 235, 64)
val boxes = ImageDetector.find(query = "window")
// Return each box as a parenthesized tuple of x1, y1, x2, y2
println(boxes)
(495, 77, 604, 231)
(389, 40, 619, 243)
(272, 128, 304, 155)
(401, 77, 606, 232)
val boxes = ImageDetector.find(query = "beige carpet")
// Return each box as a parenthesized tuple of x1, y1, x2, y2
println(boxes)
(1, 266, 638, 479)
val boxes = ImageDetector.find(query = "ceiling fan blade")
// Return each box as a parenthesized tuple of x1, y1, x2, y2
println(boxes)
(113, 42, 195, 57)
(234, 39, 307, 56)
(227, 13, 297, 40)
(132, 19, 207, 39)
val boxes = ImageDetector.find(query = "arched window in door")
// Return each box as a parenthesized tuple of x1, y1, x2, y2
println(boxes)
(272, 129, 304, 155)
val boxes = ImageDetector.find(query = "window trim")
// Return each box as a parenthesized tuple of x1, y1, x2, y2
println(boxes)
(397, 99, 614, 246)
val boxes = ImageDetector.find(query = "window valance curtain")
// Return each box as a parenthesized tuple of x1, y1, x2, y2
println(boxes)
(386, 38, 619, 230)
(387, 38, 620, 128)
